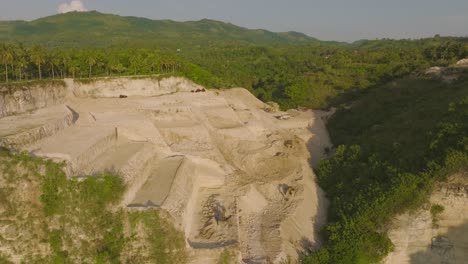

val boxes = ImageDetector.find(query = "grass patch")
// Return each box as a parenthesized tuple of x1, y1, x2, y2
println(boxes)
(124, 210, 187, 264)
(0, 80, 65, 92)
(217, 249, 236, 264)
(0, 149, 187, 263)
(430, 204, 445, 228)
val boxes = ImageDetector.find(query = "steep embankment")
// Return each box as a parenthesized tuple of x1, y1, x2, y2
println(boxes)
(0, 77, 331, 263)
(384, 173, 468, 264)
(0, 80, 68, 118)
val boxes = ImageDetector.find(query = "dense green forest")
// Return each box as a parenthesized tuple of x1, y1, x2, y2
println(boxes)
(305, 69, 468, 263)
(0, 11, 315, 48)
(1, 37, 467, 109)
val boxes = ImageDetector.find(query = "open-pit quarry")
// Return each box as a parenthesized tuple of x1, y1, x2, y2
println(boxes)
(0, 77, 330, 263)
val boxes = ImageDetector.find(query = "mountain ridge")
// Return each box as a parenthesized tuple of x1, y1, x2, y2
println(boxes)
(0, 11, 317, 48)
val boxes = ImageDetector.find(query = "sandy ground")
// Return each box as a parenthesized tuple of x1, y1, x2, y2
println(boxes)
(0, 78, 332, 263)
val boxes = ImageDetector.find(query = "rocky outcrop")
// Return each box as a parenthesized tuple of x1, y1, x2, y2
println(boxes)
(425, 66, 445, 75)
(72, 76, 204, 98)
(0, 82, 68, 118)
(384, 173, 468, 264)
(456, 59, 468, 66)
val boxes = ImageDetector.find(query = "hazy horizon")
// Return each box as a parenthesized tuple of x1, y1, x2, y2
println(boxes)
(1, 0, 468, 42)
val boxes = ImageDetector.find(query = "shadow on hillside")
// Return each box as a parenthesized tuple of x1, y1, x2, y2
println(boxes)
(297, 110, 332, 258)
(410, 221, 468, 264)
(307, 110, 334, 168)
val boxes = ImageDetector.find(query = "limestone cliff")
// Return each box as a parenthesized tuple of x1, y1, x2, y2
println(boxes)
(384, 173, 468, 264)
(0, 81, 68, 118)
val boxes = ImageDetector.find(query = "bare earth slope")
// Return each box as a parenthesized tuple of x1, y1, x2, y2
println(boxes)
(0, 77, 330, 263)
(383, 173, 468, 264)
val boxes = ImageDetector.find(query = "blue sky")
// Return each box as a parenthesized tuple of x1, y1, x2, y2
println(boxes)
(1, 0, 468, 41)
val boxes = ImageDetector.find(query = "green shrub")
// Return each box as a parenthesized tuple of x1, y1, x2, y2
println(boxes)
(217, 249, 236, 264)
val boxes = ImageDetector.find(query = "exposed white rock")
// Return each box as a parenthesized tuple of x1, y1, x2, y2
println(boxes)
(425, 66, 444, 75)
(383, 174, 468, 264)
(0, 83, 68, 118)
(456, 58, 468, 66)
(0, 78, 331, 263)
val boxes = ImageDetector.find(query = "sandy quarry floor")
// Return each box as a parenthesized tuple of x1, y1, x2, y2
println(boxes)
(0, 79, 331, 263)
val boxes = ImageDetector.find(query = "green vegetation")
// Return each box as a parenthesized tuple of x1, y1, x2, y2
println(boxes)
(124, 211, 187, 264)
(1, 12, 468, 109)
(430, 204, 445, 217)
(0, 254, 13, 264)
(0, 79, 65, 93)
(0, 11, 316, 48)
(305, 74, 468, 263)
(0, 149, 187, 263)
(430, 204, 445, 227)
(1, 38, 467, 109)
(217, 249, 236, 264)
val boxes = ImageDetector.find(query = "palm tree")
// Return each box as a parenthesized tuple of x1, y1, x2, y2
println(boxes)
(60, 51, 71, 78)
(51, 51, 62, 79)
(47, 52, 56, 79)
(86, 51, 97, 78)
(30, 45, 46, 80)
(14, 46, 27, 81)
(68, 56, 82, 79)
(0, 44, 14, 82)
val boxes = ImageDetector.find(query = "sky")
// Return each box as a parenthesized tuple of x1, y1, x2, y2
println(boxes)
(1, 0, 468, 42)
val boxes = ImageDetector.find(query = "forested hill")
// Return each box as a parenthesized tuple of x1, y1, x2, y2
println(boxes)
(0, 11, 316, 48)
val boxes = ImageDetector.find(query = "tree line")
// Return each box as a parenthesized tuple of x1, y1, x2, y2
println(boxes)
(0, 43, 187, 82)
(1, 38, 467, 110)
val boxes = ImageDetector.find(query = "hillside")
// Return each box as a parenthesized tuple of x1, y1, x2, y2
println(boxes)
(306, 68, 468, 263)
(0, 11, 316, 48)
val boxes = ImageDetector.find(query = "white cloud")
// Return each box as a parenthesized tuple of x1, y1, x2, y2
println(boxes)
(57, 0, 88, 14)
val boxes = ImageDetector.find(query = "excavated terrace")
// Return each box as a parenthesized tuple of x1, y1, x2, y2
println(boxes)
(0, 77, 331, 263)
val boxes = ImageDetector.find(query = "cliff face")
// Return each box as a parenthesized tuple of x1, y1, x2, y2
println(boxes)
(72, 77, 203, 98)
(384, 173, 468, 264)
(0, 82, 68, 118)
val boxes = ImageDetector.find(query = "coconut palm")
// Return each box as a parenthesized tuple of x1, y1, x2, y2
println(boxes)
(29, 45, 46, 80)
(14, 45, 27, 81)
(0, 44, 14, 82)
(86, 50, 97, 78)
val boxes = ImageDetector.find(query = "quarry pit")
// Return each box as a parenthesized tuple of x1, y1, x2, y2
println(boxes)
(0, 77, 331, 263)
